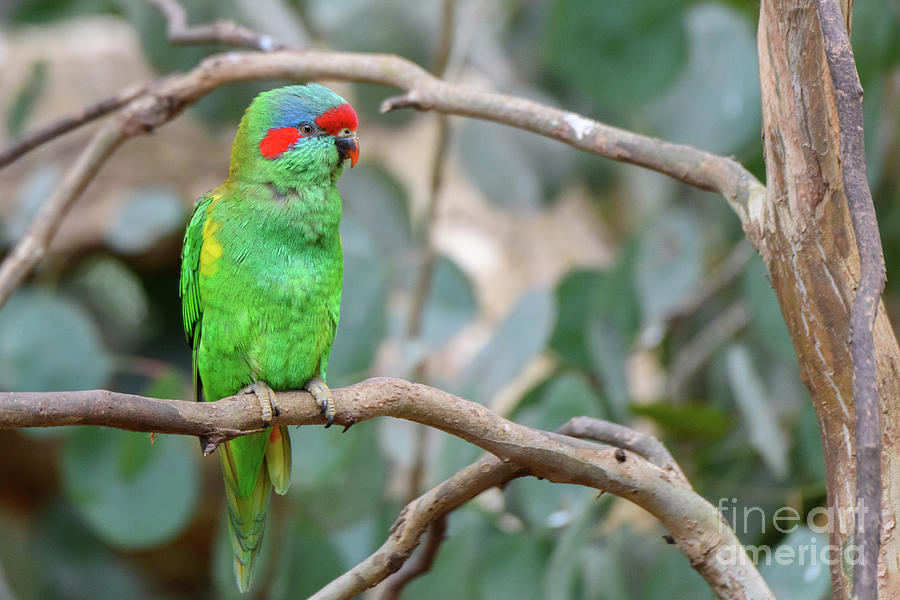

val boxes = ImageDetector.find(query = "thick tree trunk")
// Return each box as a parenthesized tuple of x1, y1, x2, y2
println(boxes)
(754, 1, 900, 596)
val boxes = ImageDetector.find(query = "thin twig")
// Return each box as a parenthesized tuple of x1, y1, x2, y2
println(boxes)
(0, 48, 765, 309)
(314, 455, 525, 600)
(0, 378, 772, 599)
(665, 302, 750, 398)
(816, 2, 886, 598)
(378, 516, 448, 600)
(0, 82, 145, 170)
(557, 416, 686, 483)
(0, 121, 127, 307)
(146, 0, 286, 51)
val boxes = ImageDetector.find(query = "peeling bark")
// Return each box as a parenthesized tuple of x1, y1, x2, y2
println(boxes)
(755, 1, 900, 596)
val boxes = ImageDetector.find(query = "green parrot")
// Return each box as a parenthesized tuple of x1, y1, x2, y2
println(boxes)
(179, 83, 359, 592)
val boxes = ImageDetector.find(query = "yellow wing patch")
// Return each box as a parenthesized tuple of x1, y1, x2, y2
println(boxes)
(200, 216, 223, 276)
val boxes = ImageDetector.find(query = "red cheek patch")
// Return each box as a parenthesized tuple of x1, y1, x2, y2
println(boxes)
(259, 127, 300, 160)
(315, 103, 359, 136)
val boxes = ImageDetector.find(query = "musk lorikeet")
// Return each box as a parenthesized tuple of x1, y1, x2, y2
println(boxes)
(179, 83, 359, 592)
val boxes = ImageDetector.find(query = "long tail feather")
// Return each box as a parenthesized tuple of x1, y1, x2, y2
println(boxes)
(266, 425, 292, 496)
(221, 438, 271, 593)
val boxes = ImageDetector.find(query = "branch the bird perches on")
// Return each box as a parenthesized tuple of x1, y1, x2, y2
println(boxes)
(0, 378, 772, 599)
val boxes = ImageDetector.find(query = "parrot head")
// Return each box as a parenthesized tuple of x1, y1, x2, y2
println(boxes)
(230, 83, 359, 183)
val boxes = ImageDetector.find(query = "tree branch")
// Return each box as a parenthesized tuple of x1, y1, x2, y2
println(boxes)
(815, 2, 886, 598)
(0, 82, 146, 170)
(0, 378, 772, 599)
(0, 45, 766, 309)
(0, 121, 127, 307)
(146, 0, 286, 51)
(376, 515, 447, 600)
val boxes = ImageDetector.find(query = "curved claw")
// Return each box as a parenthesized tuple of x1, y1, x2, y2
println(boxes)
(305, 377, 335, 428)
(243, 381, 280, 427)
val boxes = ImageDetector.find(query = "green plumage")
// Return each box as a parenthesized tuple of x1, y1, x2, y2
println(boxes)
(179, 84, 357, 592)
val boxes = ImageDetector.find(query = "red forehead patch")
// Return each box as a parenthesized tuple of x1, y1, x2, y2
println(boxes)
(259, 127, 300, 160)
(315, 103, 358, 136)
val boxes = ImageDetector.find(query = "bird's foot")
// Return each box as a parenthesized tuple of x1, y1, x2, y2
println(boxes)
(305, 376, 335, 428)
(242, 381, 280, 427)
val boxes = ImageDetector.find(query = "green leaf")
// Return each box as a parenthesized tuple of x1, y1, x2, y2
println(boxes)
(67, 256, 150, 344)
(542, 498, 600, 600)
(420, 256, 477, 349)
(458, 289, 556, 404)
(62, 429, 199, 549)
(477, 532, 548, 600)
(459, 115, 572, 209)
(549, 249, 639, 372)
(0, 508, 37, 599)
(643, 542, 715, 600)
(339, 164, 411, 258)
(508, 375, 600, 529)
(329, 218, 388, 386)
(545, 0, 688, 112)
(289, 422, 387, 529)
(635, 208, 704, 329)
(725, 344, 789, 479)
(514, 372, 602, 431)
(646, 3, 760, 155)
(0, 288, 111, 391)
(795, 400, 827, 483)
(269, 519, 346, 599)
(742, 255, 797, 361)
(7, 61, 47, 137)
(587, 315, 630, 419)
(5, 165, 60, 246)
(34, 503, 158, 599)
(403, 508, 487, 600)
(758, 527, 831, 599)
(580, 544, 630, 600)
(631, 402, 732, 439)
(106, 187, 186, 255)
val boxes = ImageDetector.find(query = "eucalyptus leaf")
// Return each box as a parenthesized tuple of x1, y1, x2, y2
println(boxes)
(587, 315, 630, 420)
(339, 163, 411, 259)
(646, 3, 760, 155)
(35, 503, 160, 600)
(725, 344, 789, 479)
(107, 187, 186, 255)
(545, 0, 688, 112)
(289, 421, 386, 529)
(269, 519, 346, 600)
(742, 255, 797, 361)
(0, 288, 111, 392)
(631, 402, 732, 439)
(635, 208, 704, 329)
(403, 508, 487, 600)
(420, 256, 477, 349)
(758, 527, 831, 599)
(643, 542, 715, 600)
(7, 60, 46, 137)
(457, 289, 555, 404)
(477, 532, 547, 600)
(68, 256, 150, 344)
(62, 429, 199, 549)
(329, 218, 388, 386)
(6, 165, 59, 245)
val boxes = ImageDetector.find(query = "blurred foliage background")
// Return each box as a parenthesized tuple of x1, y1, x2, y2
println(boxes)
(0, 0, 898, 598)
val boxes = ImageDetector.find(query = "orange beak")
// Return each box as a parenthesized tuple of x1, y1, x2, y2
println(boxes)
(336, 135, 359, 168)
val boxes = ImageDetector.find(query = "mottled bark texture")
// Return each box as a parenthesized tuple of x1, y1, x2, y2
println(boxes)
(754, 1, 899, 596)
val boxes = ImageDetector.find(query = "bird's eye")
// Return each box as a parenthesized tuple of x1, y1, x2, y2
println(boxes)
(299, 123, 314, 135)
